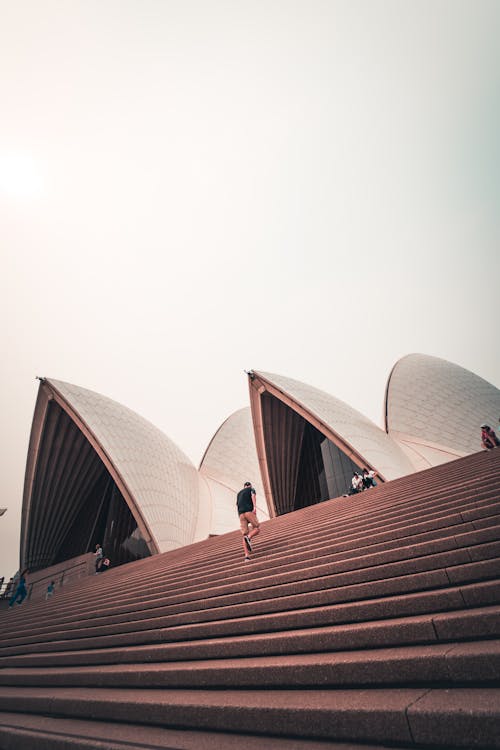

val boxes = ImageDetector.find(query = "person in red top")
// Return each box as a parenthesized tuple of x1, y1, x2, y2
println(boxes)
(97, 558, 110, 573)
(481, 424, 500, 450)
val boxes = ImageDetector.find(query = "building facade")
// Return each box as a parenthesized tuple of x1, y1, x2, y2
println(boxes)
(20, 355, 500, 572)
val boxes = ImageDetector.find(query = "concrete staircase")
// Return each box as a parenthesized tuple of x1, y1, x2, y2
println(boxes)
(0, 449, 499, 749)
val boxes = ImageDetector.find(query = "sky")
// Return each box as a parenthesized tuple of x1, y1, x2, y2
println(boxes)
(1, 0, 499, 578)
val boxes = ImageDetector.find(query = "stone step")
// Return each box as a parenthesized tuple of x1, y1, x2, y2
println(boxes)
(155, 495, 500, 588)
(4, 529, 498, 644)
(0, 712, 415, 750)
(8, 476, 500, 624)
(1, 579, 498, 659)
(0, 686, 498, 748)
(0, 449, 498, 749)
(2, 554, 496, 651)
(4, 509, 498, 640)
(1, 605, 499, 669)
(19, 476, 496, 600)
(1, 640, 499, 689)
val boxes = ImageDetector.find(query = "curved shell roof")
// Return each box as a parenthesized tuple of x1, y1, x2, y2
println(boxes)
(43, 379, 204, 553)
(23, 354, 495, 570)
(199, 407, 268, 533)
(385, 354, 500, 456)
(254, 370, 415, 481)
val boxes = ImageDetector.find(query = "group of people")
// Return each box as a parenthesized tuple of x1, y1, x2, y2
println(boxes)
(2, 543, 112, 610)
(1, 571, 55, 605)
(345, 468, 377, 496)
(94, 544, 111, 573)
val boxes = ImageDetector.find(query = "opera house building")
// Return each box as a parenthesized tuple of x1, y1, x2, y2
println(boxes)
(20, 354, 500, 574)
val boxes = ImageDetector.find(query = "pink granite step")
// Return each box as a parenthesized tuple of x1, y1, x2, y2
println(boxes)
(1, 605, 499, 670)
(5, 530, 495, 646)
(0, 712, 415, 750)
(0, 640, 499, 689)
(3, 508, 497, 646)
(3, 544, 495, 649)
(0, 685, 498, 747)
(0, 449, 497, 749)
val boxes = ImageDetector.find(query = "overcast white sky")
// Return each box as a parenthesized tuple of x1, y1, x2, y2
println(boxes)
(1, 0, 499, 578)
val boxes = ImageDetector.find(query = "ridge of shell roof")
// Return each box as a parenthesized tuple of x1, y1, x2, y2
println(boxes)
(253, 370, 414, 480)
(43, 378, 201, 553)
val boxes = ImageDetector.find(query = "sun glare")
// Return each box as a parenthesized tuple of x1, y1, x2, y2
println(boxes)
(0, 152, 43, 198)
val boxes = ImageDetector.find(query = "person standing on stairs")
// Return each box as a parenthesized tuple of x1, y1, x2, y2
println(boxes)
(480, 424, 500, 450)
(46, 580, 55, 600)
(237, 481, 260, 562)
(8, 569, 28, 607)
(94, 543, 104, 573)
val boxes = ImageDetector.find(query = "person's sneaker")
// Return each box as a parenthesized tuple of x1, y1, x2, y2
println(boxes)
(244, 535, 252, 552)
(244, 556, 251, 562)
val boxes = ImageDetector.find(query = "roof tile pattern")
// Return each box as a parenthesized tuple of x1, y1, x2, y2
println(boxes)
(256, 371, 415, 480)
(200, 407, 269, 529)
(385, 354, 500, 455)
(46, 379, 202, 553)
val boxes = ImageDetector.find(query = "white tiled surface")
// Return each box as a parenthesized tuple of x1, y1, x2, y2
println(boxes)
(385, 354, 500, 455)
(256, 371, 415, 481)
(199, 407, 269, 532)
(202, 476, 241, 536)
(47, 379, 200, 553)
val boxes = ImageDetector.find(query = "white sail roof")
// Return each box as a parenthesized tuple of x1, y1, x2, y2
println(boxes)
(45, 379, 205, 553)
(255, 370, 415, 480)
(200, 407, 269, 533)
(385, 354, 500, 458)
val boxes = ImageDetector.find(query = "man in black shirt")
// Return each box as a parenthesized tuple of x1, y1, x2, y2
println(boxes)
(236, 481, 260, 561)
